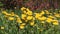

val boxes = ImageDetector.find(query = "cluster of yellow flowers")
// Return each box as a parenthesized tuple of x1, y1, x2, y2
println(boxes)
(20, 7, 60, 29)
(1, 7, 60, 29)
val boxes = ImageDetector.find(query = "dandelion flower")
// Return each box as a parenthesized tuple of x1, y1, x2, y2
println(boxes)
(52, 20, 59, 25)
(21, 7, 26, 11)
(30, 21, 35, 26)
(27, 16, 33, 20)
(46, 18, 52, 23)
(26, 11, 32, 15)
(8, 17, 14, 21)
(2, 11, 7, 14)
(16, 18, 22, 23)
(19, 25, 25, 29)
(21, 14, 26, 20)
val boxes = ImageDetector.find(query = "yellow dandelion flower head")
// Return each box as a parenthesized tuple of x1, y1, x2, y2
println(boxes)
(26, 11, 32, 15)
(52, 20, 59, 25)
(21, 7, 26, 11)
(30, 21, 35, 26)
(53, 21, 59, 25)
(19, 25, 25, 29)
(38, 16, 46, 21)
(40, 10, 45, 15)
(35, 13, 41, 18)
(27, 16, 33, 20)
(21, 14, 26, 20)
(46, 18, 52, 23)
(2, 11, 7, 14)
(54, 14, 60, 17)
(16, 17, 22, 23)
(8, 17, 14, 21)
